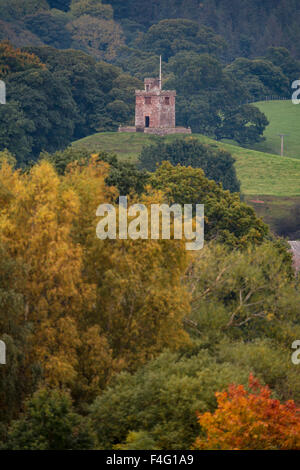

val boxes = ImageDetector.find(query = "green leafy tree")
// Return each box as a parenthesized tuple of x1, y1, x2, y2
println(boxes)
(226, 58, 290, 100)
(215, 104, 269, 145)
(149, 162, 268, 247)
(70, 0, 113, 19)
(186, 241, 299, 341)
(106, 0, 300, 60)
(25, 46, 131, 136)
(67, 15, 124, 61)
(5, 389, 96, 450)
(42, 148, 149, 195)
(0, 0, 49, 22)
(109, 73, 143, 124)
(24, 10, 72, 49)
(139, 138, 240, 192)
(99, 153, 149, 196)
(217, 339, 300, 403)
(140, 19, 227, 60)
(166, 52, 268, 142)
(114, 431, 159, 450)
(7, 68, 77, 159)
(114, 47, 160, 81)
(0, 102, 34, 165)
(48, 0, 71, 11)
(40, 146, 93, 175)
(90, 350, 249, 450)
(265, 47, 300, 85)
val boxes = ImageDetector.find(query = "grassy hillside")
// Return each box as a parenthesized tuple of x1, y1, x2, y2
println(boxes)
(72, 132, 300, 197)
(251, 100, 300, 159)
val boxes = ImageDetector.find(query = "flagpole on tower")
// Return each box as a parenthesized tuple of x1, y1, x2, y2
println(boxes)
(159, 55, 162, 90)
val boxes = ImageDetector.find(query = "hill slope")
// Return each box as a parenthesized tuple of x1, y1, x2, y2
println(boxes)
(72, 132, 300, 197)
(251, 100, 300, 159)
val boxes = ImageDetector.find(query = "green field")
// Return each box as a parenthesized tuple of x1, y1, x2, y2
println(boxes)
(72, 131, 160, 162)
(73, 131, 300, 197)
(250, 100, 300, 159)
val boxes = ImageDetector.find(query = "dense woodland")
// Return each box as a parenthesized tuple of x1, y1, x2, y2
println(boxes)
(1, 1, 300, 164)
(0, 0, 300, 450)
(0, 149, 300, 449)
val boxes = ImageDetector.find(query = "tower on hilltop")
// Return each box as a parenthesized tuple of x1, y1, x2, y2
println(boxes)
(119, 57, 191, 136)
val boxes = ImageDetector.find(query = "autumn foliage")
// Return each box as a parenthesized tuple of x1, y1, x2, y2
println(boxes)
(0, 41, 44, 77)
(194, 374, 300, 450)
(0, 151, 298, 450)
(0, 155, 190, 405)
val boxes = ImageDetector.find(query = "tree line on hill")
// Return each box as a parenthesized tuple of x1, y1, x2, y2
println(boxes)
(104, 0, 300, 61)
(7, 0, 297, 64)
(0, 41, 141, 165)
(1, 1, 300, 165)
(1, 39, 300, 166)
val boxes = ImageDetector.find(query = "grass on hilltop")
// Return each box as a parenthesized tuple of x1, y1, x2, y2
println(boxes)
(72, 131, 300, 197)
(250, 100, 300, 159)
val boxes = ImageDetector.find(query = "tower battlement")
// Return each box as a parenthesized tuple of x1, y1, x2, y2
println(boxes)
(144, 78, 160, 91)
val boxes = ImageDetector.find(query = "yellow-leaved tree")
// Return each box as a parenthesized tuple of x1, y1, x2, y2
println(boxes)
(0, 159, 96, 388)
(0, 155, 191, 400)
(64, 156, 191, 370)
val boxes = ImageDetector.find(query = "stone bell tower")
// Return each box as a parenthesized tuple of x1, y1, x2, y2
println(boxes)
(119, 57, 191, 136)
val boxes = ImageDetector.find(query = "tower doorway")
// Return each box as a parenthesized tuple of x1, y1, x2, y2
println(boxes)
(145, 116, 150, 128)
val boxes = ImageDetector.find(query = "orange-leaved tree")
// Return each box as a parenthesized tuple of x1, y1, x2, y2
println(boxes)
(0, 40, 45, 77)
(193, 374, 300, 450)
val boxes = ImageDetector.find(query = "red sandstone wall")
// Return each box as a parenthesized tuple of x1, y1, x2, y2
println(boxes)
(135, 91, 176, 128)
